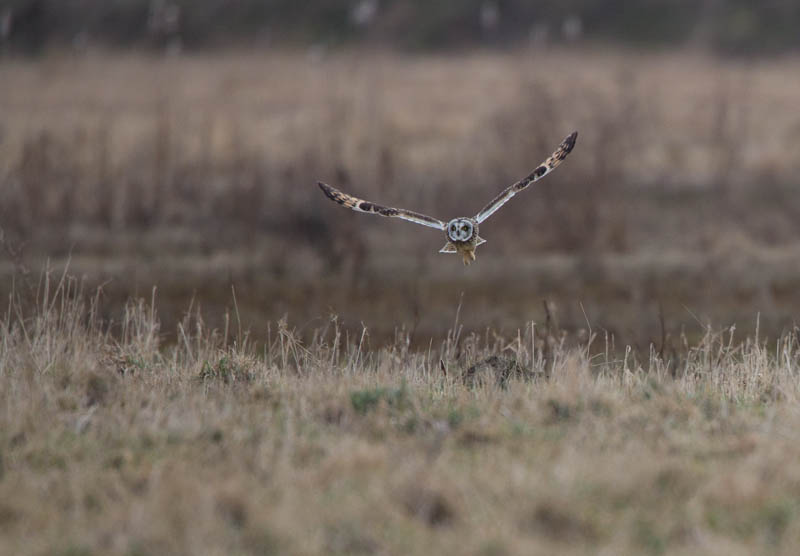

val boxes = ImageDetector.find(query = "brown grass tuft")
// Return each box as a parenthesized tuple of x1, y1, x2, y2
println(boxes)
(0, 275, 799, 553)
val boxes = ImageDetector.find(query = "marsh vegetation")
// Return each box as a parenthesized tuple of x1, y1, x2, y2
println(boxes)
(2, 273, 800, 554)
(3, 44, 800, 554)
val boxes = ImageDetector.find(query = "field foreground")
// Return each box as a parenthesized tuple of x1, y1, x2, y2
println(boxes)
(3, 278, 800, 555)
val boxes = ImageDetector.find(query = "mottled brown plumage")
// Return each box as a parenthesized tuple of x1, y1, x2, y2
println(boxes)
(475, 131, 577, 223)
(317, 131, 577, 265)
(317, 182, 445, 229)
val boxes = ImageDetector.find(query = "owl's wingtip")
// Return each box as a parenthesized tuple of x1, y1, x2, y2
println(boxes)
(317, 181, 337, 200)
(564, 131, 578, 152)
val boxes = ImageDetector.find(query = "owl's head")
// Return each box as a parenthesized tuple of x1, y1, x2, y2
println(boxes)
(447, 218, 475, 242)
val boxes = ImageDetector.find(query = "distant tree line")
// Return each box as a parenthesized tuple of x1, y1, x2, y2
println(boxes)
(1, 0, 798, 54)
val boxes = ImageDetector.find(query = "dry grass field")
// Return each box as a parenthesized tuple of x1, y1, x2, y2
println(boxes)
(3, 273, 800, 555)
(3, 47, 800, 554)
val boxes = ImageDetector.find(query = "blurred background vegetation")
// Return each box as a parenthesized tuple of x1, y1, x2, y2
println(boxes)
(2, 0, 800, 54)
(5, 6, 800, 555)
(2, 0, 800, 348)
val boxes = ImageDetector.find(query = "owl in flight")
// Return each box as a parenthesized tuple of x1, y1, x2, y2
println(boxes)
(318, 131, 577, 265)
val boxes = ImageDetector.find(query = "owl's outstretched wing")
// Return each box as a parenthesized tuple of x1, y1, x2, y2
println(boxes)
(318, 182, 446, 230)
(474, 131, 578, 224)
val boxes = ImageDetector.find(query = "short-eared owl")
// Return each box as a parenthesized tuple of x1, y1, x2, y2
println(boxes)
(318, 131, 577, 265)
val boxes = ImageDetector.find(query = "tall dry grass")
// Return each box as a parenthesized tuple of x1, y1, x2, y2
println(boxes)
(3, 273, 800, 554)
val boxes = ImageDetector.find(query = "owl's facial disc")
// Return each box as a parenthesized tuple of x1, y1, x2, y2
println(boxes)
(447, 218, 474, 242)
